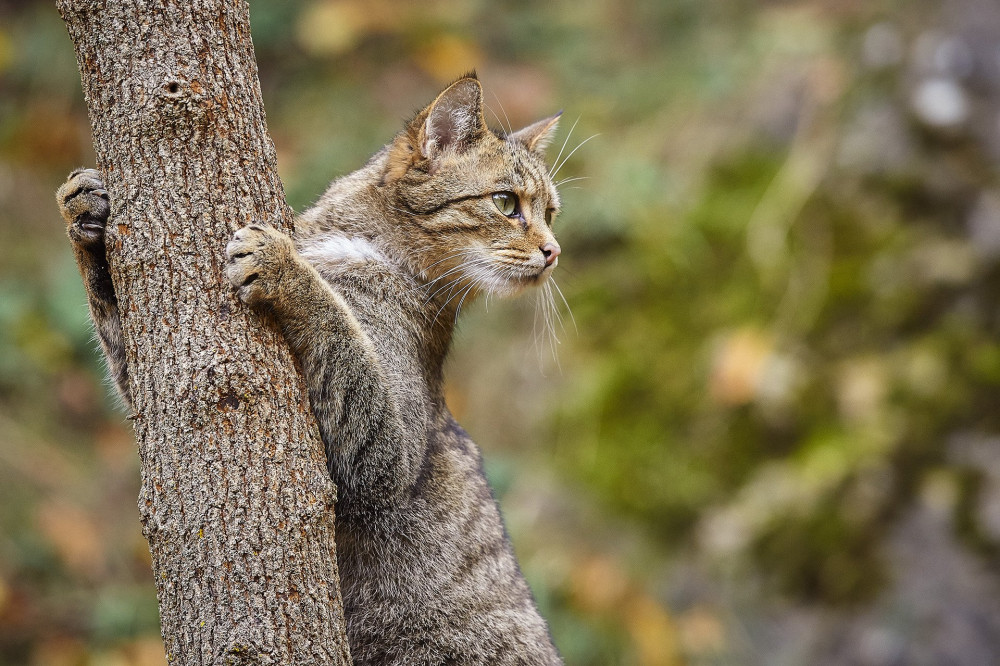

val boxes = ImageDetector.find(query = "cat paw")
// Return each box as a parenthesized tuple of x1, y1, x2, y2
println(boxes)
(56, 168, 111, 248)
(225, 224, 298, 307)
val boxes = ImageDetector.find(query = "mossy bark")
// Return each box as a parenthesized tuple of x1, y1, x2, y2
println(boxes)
(56, 1, 352, 663)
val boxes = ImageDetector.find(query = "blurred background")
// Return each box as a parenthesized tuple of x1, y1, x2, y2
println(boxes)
(3, 0, 1000, 663)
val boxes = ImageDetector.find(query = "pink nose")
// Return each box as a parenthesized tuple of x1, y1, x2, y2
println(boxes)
(541, 242, 561, 267)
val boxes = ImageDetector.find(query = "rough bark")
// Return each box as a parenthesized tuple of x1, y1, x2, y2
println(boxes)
(56, 1, 352, 663)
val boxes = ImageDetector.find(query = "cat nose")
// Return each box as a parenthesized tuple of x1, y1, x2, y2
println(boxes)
(541, 242, 561, 267)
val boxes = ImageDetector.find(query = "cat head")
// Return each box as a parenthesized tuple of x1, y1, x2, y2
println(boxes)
(381, 73, 563, 298)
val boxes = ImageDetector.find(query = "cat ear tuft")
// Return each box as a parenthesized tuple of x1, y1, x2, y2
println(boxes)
(509, 112, 562, 156)
(419, 76, 487, 160)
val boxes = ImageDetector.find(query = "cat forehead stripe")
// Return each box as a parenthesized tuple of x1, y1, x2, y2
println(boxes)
(504, 156, 550, 200)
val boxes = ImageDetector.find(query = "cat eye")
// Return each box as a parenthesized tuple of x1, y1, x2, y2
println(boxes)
(492, 192, 519, 217)
(545, 208, 556, 225)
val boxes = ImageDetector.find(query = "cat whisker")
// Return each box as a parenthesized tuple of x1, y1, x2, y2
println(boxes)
(412, 273, 464, 307)
(532, 298, 544, 358)
(417, 247, 564, 335)
(555, 176, 589, 188)
(427, 258, 497, 326)
(430, 281, 467, 328)
(418, 250, 483, 282)
(548, 285, 565, 370)
(484, 103, 508, 136)
(548, 284, 563, 340)
(411, 250, 487, 298)
(533, 285, 550, 346)
(419, 252, 481, 287)
(422, 257, 489, 305)
(536, 286, 553, 344)
(425, 273, 470, 310)
(490, 91, 514, 136)
(432, 270, 487, 327)
(546, 283, 564, 336)
(532, 283, 562, 371)
(551, 133, 598, 181)
(549, 117, 579, 178)
(477, 266, 506, 305)
(530, 277, 574, 371)
(453, 279, 481, 323)
(549, 278, 577, 333)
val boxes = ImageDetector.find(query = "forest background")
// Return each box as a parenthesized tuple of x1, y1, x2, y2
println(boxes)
(2, 0, 1000, 664)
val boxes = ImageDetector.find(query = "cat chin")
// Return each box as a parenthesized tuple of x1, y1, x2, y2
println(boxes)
(495, 272, 552, 298)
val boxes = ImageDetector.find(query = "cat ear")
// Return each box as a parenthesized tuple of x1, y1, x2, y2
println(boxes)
(509, 112, 562, 156)
(382, 74, 488, 184)
(418, 75, 487, 160)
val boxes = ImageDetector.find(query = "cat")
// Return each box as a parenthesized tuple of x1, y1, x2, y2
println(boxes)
(58, 73, 565, 665)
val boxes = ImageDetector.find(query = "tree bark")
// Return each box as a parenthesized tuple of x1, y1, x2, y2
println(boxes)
(56, 1, 352, 663)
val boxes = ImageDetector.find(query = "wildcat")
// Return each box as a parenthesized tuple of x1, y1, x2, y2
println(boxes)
(57, 73, 565, 665)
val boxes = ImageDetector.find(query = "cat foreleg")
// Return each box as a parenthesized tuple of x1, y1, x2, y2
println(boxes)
(56, 169, 133, 413)
(225, 224, 418, 515)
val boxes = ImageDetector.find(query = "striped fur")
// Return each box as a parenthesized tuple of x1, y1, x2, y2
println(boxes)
(60, 73, 565, 665)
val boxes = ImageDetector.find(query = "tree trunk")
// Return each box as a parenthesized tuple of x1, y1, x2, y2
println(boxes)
(56, 1, 352, 663)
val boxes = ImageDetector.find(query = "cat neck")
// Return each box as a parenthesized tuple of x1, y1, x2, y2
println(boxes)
(297, 152, 478, 384)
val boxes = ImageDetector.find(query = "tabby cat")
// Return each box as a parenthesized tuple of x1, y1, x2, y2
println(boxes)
(58, 73, 565, 665)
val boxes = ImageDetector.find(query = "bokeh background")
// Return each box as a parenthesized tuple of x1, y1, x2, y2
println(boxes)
(4, 0, 1000, 663)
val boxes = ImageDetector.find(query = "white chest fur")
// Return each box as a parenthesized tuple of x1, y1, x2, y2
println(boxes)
(298, 233, 385, 270)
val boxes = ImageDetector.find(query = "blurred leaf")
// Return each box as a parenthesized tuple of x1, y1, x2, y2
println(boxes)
(623, 595, 682, 666)
(568, 556, 628, 614)
(709, 326, 774, 406)
(414, 33, 483, 82)
(35, 500, 104, 579)
(29, 636, 87, 666)
(677, 606, 726, 659)
(296, 1, 368, 56)
(0, 28, 12, 74)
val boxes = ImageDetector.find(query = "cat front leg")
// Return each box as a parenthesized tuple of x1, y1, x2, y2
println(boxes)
(56, 168, 133, 412)
(225, 224, 418, 516)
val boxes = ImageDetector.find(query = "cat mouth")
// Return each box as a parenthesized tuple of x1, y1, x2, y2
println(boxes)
(471, 251, 555, 295)
(535, 265, 555, 280)
(474, 267, 549, 298)
(516, 264, 555, 287)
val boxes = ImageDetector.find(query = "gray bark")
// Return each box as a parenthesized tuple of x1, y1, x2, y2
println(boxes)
(56, 1, 352, 663)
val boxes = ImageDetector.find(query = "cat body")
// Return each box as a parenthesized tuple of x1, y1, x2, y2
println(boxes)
(58, 74, 564, 665)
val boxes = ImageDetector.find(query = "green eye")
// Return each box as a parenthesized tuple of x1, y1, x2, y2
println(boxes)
(492, 192, 518, 217)
(545, 208, 555, 225)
